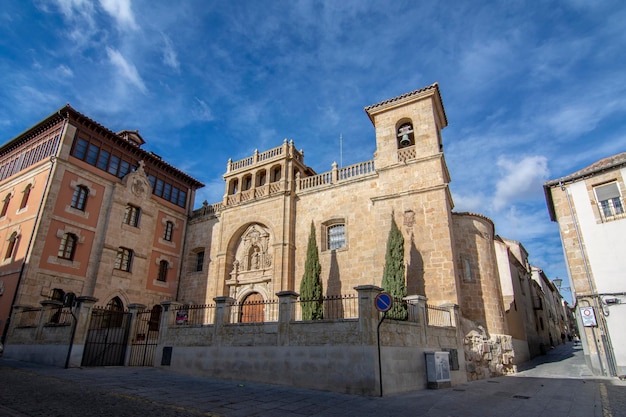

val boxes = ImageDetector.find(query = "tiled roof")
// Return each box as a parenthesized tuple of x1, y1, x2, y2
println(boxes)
(545, 152, 626, 187)
(364, 83, 440, 111)
(363, 82, 447, 126)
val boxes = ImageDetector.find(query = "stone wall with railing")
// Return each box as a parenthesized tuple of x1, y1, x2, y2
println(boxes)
(155, 287, 464, 396)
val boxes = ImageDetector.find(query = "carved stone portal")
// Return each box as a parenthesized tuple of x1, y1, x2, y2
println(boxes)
(227, 224, 273, 298)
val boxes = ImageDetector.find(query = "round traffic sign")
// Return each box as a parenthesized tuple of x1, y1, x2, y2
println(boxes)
(375, 292, 393, 312)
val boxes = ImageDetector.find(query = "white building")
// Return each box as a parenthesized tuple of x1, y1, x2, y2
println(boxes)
(544, 153, 626, 377)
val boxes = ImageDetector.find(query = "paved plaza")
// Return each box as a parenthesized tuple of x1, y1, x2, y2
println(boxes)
(0, 342, 624, 417)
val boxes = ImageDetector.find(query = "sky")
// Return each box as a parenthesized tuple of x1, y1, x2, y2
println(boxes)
(2, 0, 626, 303)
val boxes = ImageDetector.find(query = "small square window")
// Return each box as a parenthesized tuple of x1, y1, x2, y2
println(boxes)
(326, 223, 346, 250)
(595, 182, 624, 219)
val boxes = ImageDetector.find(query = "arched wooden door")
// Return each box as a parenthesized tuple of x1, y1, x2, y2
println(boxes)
(240, 292, 264, 323)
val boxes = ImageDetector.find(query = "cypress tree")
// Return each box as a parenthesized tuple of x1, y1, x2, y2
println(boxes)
(381, 215, 408, 320)
(300, 222, 323, 320)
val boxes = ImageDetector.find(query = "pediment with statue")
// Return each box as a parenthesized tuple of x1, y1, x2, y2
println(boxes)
(226, 224, 273, 295)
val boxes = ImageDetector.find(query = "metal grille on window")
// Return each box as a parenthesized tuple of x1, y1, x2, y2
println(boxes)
(328, 224, 346, 250)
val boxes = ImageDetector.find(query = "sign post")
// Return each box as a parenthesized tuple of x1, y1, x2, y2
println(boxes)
(580, 306, 597, 327)
(375, 292, 393, 397)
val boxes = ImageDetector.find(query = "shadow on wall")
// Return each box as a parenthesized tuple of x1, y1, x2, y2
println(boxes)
(407, 233, 425, 296)
(325, 250, 344, 319)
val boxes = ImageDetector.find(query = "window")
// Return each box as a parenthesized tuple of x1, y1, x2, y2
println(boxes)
(20, 184, 32, 210)
(157, 260, 169, 282)
(1, 194, 11, 217)
(71, 186, 89, 211)
(58, 233, 77, 260)
(327, 224, 346, 250)
(5, 232, 18, 259)
(123, 205, 141, 227)
(164, 221, 174, 241)
(396, 121, 415, 148)
(595, 182, 624, 219)
(73, 138, 88, 159)
(196, 250, 205, 272)
(114, 247, 133, 272)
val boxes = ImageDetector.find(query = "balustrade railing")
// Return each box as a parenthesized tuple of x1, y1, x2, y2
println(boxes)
(426, 304, 453, 327)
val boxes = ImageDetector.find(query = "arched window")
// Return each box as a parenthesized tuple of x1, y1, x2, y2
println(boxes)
(58, 233, 78, 260)
(256, 170, 267, 187)
(4, 232, 18, 260)
(396, 121, 415, 148)
(271, 166, 282, 182)
(123, 204, 141, 227)
(157, 260, 169, 282)
(114, 247, 133, 272)
(1, 193, 11, 217)
(229, 178, 239, 195)
(71, 185, 89, 211)
(20, 184, 32, 210)
(164, 221, 174, 241)
(242, 174, 252, 191)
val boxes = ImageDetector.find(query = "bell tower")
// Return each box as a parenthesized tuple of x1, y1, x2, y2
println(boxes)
(365, 82, 447, 170)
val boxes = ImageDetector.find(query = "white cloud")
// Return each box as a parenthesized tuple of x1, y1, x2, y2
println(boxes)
(99, 0, 138, 30)
(192, 97, 214, 122)
(106, 47, 147, 94)
(161, 33, 180, 71)
(56, 65, 74, 78)
(492, 156, 549, 211)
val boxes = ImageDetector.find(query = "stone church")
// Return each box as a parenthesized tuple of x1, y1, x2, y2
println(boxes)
(180, 82, 508, 343)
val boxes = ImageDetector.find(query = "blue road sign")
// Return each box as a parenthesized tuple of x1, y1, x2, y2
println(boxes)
(375, 292, 393, 312)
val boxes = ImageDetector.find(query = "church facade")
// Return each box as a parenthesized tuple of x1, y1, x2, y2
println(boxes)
(180, 83, 513, 369)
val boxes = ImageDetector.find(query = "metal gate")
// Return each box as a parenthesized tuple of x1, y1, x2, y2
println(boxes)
(128, 308, 160, 366)
(81, 307, 132, 366)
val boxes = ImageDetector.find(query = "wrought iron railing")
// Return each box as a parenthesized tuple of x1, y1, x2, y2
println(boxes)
(294, 294, 358, 321)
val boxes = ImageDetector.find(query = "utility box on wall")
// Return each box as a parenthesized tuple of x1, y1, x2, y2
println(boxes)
(425, 351, 451, 389)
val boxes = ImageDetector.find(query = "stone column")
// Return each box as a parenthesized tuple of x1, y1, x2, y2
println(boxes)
(66, 296, 97, 368)
(277, 290, 298, 346)
(213, 296, 235, 345)
(355, 285, 383, 345)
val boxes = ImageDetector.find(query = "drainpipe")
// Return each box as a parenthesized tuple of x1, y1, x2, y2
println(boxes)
(561, 182, 606, 375)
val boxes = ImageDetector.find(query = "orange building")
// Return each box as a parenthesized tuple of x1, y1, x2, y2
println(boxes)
(0, 105, 203, 339)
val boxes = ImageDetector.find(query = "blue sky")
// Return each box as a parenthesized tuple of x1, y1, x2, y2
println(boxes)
(2, 0, 626, 302)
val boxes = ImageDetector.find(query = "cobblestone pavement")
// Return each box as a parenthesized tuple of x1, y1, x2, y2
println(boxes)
(1, 342, 625, 417)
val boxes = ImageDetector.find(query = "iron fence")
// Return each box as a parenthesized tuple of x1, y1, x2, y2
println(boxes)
(171, 304, 216, 326)
(295, 294, 358, 321)
(230, 299, 279, 323)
